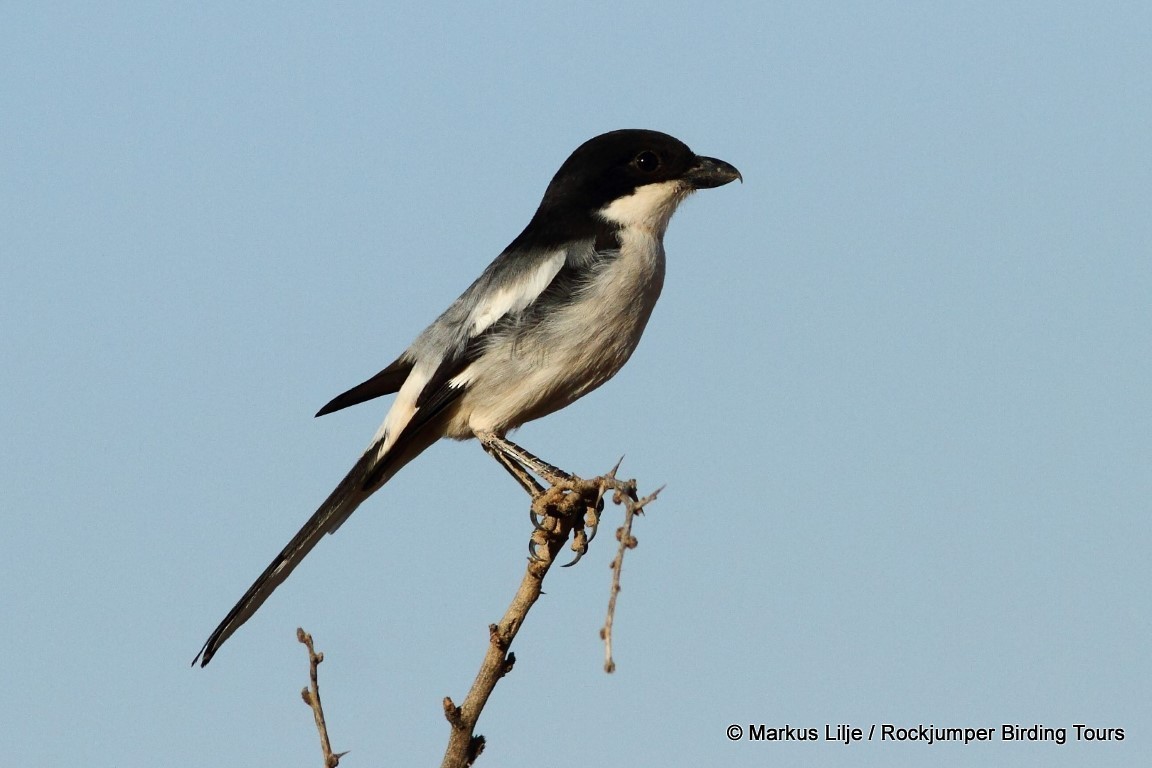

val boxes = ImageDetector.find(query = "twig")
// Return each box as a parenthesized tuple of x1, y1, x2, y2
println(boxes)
(601, 483, 661, 672)
(440, 467, 654, 768)
(298, 628, 346, 768)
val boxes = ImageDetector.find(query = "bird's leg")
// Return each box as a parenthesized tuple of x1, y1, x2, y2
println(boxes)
(476, 432, 573, 492)
(477, 433, 573, 487)
(476, 431, 601, 565)
(480, 438, 546, 499)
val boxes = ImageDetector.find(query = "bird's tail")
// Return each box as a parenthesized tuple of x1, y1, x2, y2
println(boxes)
(193, 431, 430, 667)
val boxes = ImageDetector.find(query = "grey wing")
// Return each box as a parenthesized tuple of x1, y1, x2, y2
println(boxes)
(195, 240, 612, 667)
(372, 239, 612, 459)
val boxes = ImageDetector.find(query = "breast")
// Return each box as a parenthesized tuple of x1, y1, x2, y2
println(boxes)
(454, 232, 667, 436)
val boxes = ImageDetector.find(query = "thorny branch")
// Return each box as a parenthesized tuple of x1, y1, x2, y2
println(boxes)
(440, 464, 657, 768)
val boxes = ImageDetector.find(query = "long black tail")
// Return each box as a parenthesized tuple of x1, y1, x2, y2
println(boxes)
(193, 446, 381, 667)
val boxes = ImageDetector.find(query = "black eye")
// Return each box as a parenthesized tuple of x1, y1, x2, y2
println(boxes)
(633, 150, 661, 173)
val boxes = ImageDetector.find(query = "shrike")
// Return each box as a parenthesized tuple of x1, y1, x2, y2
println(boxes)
(195, 129, 740, 666)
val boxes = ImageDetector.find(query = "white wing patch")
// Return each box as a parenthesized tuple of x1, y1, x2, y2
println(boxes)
(367, 252, 564, 454)
(372, 362, 433, 451)
(468, 250, 565, 335)
(448, 361, 479, 390)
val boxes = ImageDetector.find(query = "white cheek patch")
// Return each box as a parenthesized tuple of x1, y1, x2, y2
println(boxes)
(598, 180, 691, 233)
(469, 250, 565, 334)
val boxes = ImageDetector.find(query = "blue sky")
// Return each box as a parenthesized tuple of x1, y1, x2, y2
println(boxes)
(2, 2, 1149, 766)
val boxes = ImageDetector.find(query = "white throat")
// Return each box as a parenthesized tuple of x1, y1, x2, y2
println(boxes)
(596, 180, 693, 238)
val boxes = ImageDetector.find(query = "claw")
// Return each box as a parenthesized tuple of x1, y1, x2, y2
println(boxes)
(528, 538, 546, 562)
(529, 507, 547, 531)
(561, 527, 589, 567)
(583, 506, 600, 544)
(560, 548, 584, 568)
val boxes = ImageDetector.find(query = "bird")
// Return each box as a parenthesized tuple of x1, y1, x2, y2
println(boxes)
(194, 129, 741, 666)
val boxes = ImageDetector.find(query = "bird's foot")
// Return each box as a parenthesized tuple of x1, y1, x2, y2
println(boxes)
(526, 476, 606, 566)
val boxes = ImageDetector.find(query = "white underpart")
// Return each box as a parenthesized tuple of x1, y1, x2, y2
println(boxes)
(447, 224, 667, 438)
(369, 251, 564, 453)
(468, 249, 566, 334)
(448, 183, 686, 394)
(597, 180, 691, 235)
(383, 181, 695, 444)
(440, 185, 690, 438)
